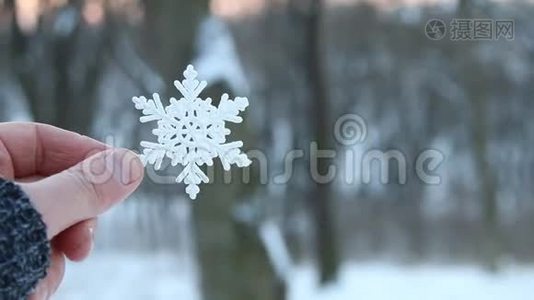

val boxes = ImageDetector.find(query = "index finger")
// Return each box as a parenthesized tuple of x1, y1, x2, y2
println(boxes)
(0, 122, 107, 179)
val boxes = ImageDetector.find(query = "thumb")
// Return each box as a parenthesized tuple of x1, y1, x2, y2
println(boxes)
(20, 149, 144, 238)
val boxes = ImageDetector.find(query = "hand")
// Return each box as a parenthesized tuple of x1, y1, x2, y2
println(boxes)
(0, 122, 144, 299)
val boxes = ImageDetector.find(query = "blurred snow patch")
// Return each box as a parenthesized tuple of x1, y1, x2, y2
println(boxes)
(0, 75, 33, 122)
(55, 252, 200, 300)
(56, 253, 534, 300)
(193, 16, 250, 95)
(289, 262, 534, 300)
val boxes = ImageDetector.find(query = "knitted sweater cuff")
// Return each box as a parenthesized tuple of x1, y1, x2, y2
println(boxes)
(0, 178, 51, 300)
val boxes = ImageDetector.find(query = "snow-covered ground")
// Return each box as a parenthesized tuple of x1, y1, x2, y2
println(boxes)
(56, 252, 534, 300)
(289, 263, 534, 300)
(55, 252, 200, 300)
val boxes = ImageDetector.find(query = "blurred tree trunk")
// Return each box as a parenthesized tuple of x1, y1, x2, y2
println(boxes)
(457, 1, 501, 271)
(140, 0, 207, 83)
(292, 0, 339, 284)
(10, 0, 104, 134)
(463, 59, 501, 271)
(194, 178, 282, 300)
(11, 21, 58, 126)
(471, 83, 500, 271)
(194, 84, 280, 299)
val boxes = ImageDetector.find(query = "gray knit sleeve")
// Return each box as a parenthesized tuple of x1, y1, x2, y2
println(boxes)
(0, 178, 51, 300)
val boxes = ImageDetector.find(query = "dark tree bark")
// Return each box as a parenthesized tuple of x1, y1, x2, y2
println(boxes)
(10, 1, 104, 134)
(194, 180, 281, 300)
(293, 0, 339, 284)
(457, 1, 501, 271)
(140, 0, 207, 83)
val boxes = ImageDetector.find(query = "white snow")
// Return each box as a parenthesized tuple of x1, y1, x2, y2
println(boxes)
(193, 16, 250, 95)
(54, 252, 200, 300)
(289, 262, 534, 300)
(56, 254, 534, 300)
(0, 74, 33, 122)
(259, 221, 293, 281)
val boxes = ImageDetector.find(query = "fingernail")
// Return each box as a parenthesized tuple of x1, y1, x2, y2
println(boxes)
(113, 149, 144, 185)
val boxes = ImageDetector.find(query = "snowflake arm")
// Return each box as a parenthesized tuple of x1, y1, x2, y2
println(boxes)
(132, 65, 251, 199)
(132, 93, 166, 123)
(217, 94, 249, 123)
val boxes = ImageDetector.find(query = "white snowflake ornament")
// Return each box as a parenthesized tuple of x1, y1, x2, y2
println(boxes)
(132, 65, 252, 199)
